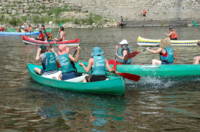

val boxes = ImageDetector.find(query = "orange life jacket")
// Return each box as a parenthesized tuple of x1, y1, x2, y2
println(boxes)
(170, 31, 178, 39)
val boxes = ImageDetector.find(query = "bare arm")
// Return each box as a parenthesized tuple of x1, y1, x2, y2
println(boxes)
(146, 47, 162, 54)
(35, 48, 41, 61)
(68, 46, 80, 62)
(79, 58, 93, 72)
(105, 59, 114, 72)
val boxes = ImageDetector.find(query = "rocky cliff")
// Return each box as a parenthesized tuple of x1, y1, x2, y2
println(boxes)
(0, 0, 200, 26)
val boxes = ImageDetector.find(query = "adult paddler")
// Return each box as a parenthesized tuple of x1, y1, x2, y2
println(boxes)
(57, 45, 81, 80)
(146, 38, 175, 65)
(34, 46, 59, 79)
(115, 39, 132, 64)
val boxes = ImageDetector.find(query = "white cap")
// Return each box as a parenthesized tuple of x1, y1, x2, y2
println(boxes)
(119, 39, 128, 45)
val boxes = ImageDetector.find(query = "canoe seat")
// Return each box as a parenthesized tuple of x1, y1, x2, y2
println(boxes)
(65, 74, 88, 82)
(42, 71, 61, 80)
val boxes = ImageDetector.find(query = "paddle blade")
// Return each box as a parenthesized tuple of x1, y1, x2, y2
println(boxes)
(124, 51, 140, 60)
(117, 72, 140, 81)
(108, 59, 141, 81)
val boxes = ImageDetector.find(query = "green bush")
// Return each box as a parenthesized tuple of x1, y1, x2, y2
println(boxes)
(8, 17, 22, 26)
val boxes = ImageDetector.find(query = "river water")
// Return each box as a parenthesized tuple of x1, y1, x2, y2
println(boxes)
(0, 27, 200, 132)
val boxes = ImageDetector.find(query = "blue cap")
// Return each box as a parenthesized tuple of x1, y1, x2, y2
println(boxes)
(91, 47, 104, 57)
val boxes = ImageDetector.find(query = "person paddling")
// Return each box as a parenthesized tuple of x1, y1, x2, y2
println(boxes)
(167, 27, 178, 40)
(36, 30, 46, 41)
(57, 45, 81, 80)
(34, 46, 59, 79)
(146, 38, 175, 65)
(193, 41, 200, 64)
(54, 26, 66, 41)
(115, 39, 132, 64)
(79, 47, 113, 82)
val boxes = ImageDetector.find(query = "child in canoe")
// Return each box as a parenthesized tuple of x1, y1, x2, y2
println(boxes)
(34, 46, 60, 79)
(146, 38, 175, 65)
(79, 47, 113, 82)
(115, 39, 132, 64)
(56, 45, 81, 80)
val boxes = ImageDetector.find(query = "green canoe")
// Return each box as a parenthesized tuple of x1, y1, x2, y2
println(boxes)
(27, 64, 125, 96)
(117, 64, 200, 77)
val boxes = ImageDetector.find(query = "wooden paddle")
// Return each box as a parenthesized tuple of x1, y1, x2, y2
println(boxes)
(108, 59, 140, 81)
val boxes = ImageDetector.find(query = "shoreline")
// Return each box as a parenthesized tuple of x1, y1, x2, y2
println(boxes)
(0, 20, 195, 30)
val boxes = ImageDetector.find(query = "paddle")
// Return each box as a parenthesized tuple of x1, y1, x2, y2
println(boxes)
(108, 59, 140, 81)
(124, 51, 140, 60)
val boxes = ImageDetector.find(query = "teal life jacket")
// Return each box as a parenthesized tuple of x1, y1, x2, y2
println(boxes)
(92, 56, 106, 75)
(160, 46, 174, 64)
(57, 53, 75, 73)
(42, 52, 57, 72)
(116, 46, 132, 64)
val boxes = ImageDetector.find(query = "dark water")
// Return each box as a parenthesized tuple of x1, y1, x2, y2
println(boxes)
(0, 27, 200, 132)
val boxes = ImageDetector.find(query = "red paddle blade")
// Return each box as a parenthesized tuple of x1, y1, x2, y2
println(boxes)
(108, 59, 141, 81)
(124, 51, 140, 60)
(117, 72, 140, 81)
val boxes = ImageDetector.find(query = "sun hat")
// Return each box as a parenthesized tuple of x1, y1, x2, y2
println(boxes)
(160, 38, 171, 48)
(91, 47, 104, 57)
(58, 45, 67, 55)
(119, 39, 128, 45)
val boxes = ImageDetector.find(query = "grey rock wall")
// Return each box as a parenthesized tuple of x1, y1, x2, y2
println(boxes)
(1, 0, 200, 22)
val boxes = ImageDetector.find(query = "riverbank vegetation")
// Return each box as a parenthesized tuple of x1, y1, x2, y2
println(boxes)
(0, 5, 115, 28)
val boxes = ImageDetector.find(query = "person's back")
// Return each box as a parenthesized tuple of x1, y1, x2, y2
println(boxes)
(57, 45, 80, 80)
(57, 53, 76, 73)
(41, 50, 57, 72)
(92, 55, 106, 76)
(79, 47, 113, 82)
(34, 46, 58, 76)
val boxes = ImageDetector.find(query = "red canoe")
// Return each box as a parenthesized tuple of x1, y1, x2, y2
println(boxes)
(22, 36, 80, 46)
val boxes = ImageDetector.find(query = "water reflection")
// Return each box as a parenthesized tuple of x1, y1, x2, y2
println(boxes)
(0, 27, 200, 131)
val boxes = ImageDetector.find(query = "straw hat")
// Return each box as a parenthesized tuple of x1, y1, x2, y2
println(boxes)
(119, 39, 128, 45)
(160, 38, 171, 48)
(91, 47, 104, 57)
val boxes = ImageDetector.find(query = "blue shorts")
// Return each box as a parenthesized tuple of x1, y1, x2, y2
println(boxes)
(62, 71, 79, 80)
(161, 61, 173, 64)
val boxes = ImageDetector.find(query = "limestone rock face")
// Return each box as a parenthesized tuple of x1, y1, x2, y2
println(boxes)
(0, 0, 200, 22)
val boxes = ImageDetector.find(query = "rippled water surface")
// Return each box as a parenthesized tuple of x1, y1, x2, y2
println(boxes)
(0, 27, 200, 132)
